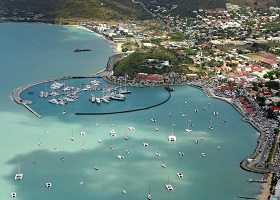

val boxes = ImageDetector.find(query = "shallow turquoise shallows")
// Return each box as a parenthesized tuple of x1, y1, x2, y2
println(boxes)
(0, 22, 262, 200)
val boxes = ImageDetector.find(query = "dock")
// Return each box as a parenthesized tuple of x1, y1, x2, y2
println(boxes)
(247, 178, 267, 183)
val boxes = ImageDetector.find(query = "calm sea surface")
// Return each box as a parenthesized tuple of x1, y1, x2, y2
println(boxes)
(0, 22, 262, 200)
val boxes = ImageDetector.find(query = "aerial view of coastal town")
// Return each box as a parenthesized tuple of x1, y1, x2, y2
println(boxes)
(1, 0, 280, 199)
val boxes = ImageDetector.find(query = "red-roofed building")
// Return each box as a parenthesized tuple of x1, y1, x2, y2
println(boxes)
(261, 59, 279, 68)
(146, 74, 164, 83)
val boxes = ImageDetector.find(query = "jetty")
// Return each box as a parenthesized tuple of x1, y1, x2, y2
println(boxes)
(247, 178, 267, 183)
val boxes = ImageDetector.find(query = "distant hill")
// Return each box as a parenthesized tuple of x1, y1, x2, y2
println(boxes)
(141, 0, 280, 17)
(0, 0, 152, 22)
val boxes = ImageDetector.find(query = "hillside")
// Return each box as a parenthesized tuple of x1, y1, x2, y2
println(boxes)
(0, 0, 152, 22)
(141, 0, 280, 17)
(113, 49, 177, 78)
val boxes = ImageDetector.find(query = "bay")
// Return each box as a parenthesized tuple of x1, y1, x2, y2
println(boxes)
(0, 22, 262, 200)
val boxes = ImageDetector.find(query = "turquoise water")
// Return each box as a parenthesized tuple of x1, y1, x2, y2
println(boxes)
(0, 23, 262, 200)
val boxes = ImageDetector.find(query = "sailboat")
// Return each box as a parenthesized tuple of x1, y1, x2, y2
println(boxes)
(195, 134, 199, 144)
(151, 111, 156, 123)
(45, 174, 52, 188)
(81, 141, 86, 151)
(185, 119, 192, 132)
(202, 144, 206, 157)
(61, 149, 65, 161)
(62, 104, 66, 114)
(168, 127, 176, 141)
(80, 130, 86, 136)
(124, 129, 128, 140)
(208, 117, 213, 130)
(155, 121, 159, 131)
(110, 138, 114, 150)
(15, 158, 23, 180)
(213, 105, 218, 115)
(177, 160, 184, 178)
(143, 134, 148, 146)
(11, 183, 16, 197)
(70, 131, 74, 141)
(165, 175, 173, 190)
(32, 155, 36, 165)
(147, 184, 152, 200)
(119, 74, 131, 94)
(155, 147, 161, 156)
(161, 161, 166, 168)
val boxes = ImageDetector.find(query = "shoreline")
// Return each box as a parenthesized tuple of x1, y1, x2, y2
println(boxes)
(8, 21, 272, 199)
(67, 24, 123, 54)
(200, 85, 272, 200)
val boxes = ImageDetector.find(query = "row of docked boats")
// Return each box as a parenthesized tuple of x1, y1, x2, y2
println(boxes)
(38, 79, 131, 107)
(88, 88, 128, 104)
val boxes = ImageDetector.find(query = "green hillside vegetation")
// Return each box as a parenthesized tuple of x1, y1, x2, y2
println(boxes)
(0, 0, 152, 21)
(113, 49, 177, 78)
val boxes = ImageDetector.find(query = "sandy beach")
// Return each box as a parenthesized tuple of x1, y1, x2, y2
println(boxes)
(68, 24, 123, 54)
(257, 173, 272, 200)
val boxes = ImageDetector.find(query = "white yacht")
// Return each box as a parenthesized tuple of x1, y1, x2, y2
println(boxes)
(101, 96, 110, 103)
(122, 190, 127, 194)
(110, 94, 125, 101)
(96, 97, 101, 104)
(11, 184, 16, 198)
(117, 155, 124, 160)
(177, 173, 183, 178)
(217, 146, 220, 150)
(151, 118, 156, 123)
(128, 126, 135, 131)
(110, 130, 116, 137)
(179, 151, 184, 156)
(46, 182, 52, 188)
(15, 158, 23, 180)
(15, 173, 23, 180)
(165, 184, 173, 190)
(185, 128, 192, 133)
(161, 162, 166, 168)
(168, 135, 176, 141)
(214, 111, 218, 115)
(89, 94, 96, 103)
(155, 152, 161, 156)
(49, 98, 59, 104)
(202, 152, 206, 157)
(143, 142, 148, 147)
(80, 131, 86, 136)
(98, 139, 102, 143)
(11, 191, 16, 198)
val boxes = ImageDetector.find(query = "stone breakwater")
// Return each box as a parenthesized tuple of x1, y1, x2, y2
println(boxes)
(12, 75, 101, 118)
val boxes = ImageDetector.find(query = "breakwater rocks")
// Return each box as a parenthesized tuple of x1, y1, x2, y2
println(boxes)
(76, 90, 171, 115)
(106, 53, 127, 71)
(12, 75, 102, 118)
